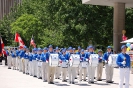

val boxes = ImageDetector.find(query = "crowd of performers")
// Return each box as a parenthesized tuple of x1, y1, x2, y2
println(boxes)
(1, 45, 133, 88)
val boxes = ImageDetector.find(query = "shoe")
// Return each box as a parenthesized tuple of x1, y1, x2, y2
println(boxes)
(43, 80, 47, 82)
(62, 80, 67, 82)
(83, 79, 86, 81)
(50, 82, 54, 84)
(33, 76, 37, 77)
(75, 77, 77, 79)
(108, 81, 114, 83)
(72, 82, 75, 84)
(57, 78, 60, 79)
(106, 81, 109, 83)
(8, 68, 11, 69)
(91, 81, 94, 83)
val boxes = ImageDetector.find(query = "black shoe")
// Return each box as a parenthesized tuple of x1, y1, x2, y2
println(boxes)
(38, 77, 42, 79)
(91, 81, 94, 83)
(23, 72, 25, 74)
(83, 79, 86, 81)
(33, 76, 37, 77)
(62, 80, 67, 82)
(57, 78, 60, 79)
(43, 80, 47, 82)
(94, 77, 96, 79)
(8, 68, 11, 69)
(75, 77, 77, 79)
(72, 82, 75, 84)
(108, 81, 114, 83)
(50, 82, 54, 84)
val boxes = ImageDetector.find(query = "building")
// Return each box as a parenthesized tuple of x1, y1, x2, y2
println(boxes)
(0, 0, 21, 20)
(82, 0, 133, 52)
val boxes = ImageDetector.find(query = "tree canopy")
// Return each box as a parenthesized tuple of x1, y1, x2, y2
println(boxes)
(0, 0, 133, 50)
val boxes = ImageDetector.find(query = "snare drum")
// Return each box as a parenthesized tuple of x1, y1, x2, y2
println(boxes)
(69, 54, 80, 67)
(108, 54, 118, 67)
(49, 54, 59, 67)
(81, 61, 88, 68)
(61, 61, 68, 68)
(89, 54, 99, 66)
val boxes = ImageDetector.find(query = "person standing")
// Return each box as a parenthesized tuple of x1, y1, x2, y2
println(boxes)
(24, 48, 30, 74)
(103, 46, 113, 83)
(41, 47, 48, 82)
(47, 45, 55, 84)
(86, 46, 96, 83)
(11, 49, 16, 70)
(116, 45, 130, 88)
(97, 49, 103, 81)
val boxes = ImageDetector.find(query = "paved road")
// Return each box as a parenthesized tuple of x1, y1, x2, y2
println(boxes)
(0, 61, 133, 88)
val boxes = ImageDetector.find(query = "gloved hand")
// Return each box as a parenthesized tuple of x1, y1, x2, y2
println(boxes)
(86, 59, 88, 61)
(39, 60, 42, 62)
(121, 61, 126, 65)
(66, 60, 68, 62)
(36, 58, 39, 61)
(105, 60, 108, 64)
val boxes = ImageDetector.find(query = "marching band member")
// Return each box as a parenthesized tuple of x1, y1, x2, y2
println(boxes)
(32, 48, 38, 77)
(129, 46, 133, 74)
(79, 49, 87, 81)
(21, 46, 27, 74)
(55, 47, 61, 79)
(11, 48, 16, 70)
(24, 48, 30, 74)
(103, 46, 113, 83)
(16, 48, 20, 70)
(86, 46, 96, 83)
(6, 48, 12, 69)
(68, 47, 76, 84)
(41, 47, 48, 82)
(36, 48, 42, 79)
(73, 48, 78, 79)
(60, 49, 68, 82)
(116, 45, 130, 88)
(97, 49, 103, 81)
(76, 46, 81, 54)
(47, 45, 55, 84)
(29, 52, 33, 76)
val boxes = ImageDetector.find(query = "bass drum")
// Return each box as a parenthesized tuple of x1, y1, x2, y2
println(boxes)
(69, 54, 80, 67)
(89, 54, 99, 66)
(49, 54, 59, 67)
(108, 54, 118, 67)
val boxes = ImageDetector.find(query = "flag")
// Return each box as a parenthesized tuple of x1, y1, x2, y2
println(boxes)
(15, 32, 19, 42)
(14, 32, 25, 48)
(30, 35, 36, 48)
(0, 35, 4, 56)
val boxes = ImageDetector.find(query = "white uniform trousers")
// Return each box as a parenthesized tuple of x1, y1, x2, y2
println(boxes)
(16, 57, 19, 70)
(79, 66, 87, 81)
(88, 65, 96, 82)
(21, 58, 25, 73)
(29, 61, 32, 76)
(119, 68, 130, 88)
(47, 66, 55, 83)
(105, 64, 113, 81)
(97, 63, 103, 80)
(19, 58, 22, 72)
(37, 61, 42, 78)
(42, 62, 48, 81)
(25, 59, 29, 74)
(62, 68, 67, 81)
(12, 57, 16, 70)
(55, 66, 61, 79)
(32, 60, 37, 76)
(131, 61, 133, 74)
(7, 56, 12, 68)
(68, 66, 76, 82)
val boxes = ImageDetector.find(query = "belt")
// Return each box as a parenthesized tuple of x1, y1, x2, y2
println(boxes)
(120, 67, 129, 68)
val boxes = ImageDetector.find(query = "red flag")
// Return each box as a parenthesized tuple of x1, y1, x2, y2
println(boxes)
(15, 32, 19, 42)
(15, 32, 25, 48)
(30, 35, 36, 48)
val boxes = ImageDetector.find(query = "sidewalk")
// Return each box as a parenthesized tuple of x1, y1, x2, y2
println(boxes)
(0, 61, 132, 88)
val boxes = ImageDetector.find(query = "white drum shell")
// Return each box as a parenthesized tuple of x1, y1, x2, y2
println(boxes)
(108, 54, 118, 67)
(38, 62, 43, 67)
(61, 62, 68, 68)
(49, 54, 59, 67)
(69, 54, 80, 67)
(81, 61, 88, 68)
(89, 54, 99, 66)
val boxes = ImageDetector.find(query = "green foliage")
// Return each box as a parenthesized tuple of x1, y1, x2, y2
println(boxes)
(0, 0, 133, 49)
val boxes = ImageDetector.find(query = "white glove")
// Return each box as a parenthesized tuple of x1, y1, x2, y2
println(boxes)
(86, 59, 88, 61)
(105, 61, 108, 64)
(66, 60, 68, 62)
(121, 61, 126, 65)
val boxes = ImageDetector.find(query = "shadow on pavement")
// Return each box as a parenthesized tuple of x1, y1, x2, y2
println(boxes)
(54, 83, 70, 86)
